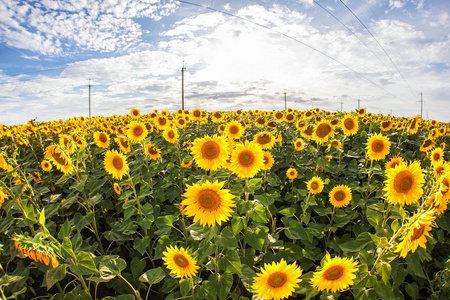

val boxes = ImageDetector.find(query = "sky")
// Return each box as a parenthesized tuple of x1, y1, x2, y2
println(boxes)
(0, 0, 449, 125)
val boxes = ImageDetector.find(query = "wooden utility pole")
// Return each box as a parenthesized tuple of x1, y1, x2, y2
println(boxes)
(284, 90, 287, 110)
(88, 79, 91, 118)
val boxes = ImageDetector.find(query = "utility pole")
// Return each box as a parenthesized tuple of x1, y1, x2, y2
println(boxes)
(357, 98, 360, 110)
(340, 100, 343, 112)
(420, 91, 423, 118)
(181, 61, 186, 110)
(284, 90, 287, 110)
(390, 109, 392, 116)
(88, 79, 91, 118)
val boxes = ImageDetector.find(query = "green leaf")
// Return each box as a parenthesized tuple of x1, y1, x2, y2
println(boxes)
(58, 219, 71, 239)
(71, 252, 99, 276)
(103, 257, 126, 277)
(133, 235, 151, 255)
(231, 215, 246, 235)
(61, 237, 76, 260)
(45, 264, 66, 290)
(38, 208, 45, 226)
(339, 232, 372, 253)
(250, 204, 268, 223)
(179, 279, 191, 297)
(405, 282, 419, 300)
(279, 207, 296, 217)
(244, 226, 268, 251)
(73, 212, 94, 232)
(209, 272, 233, 300)
(405, 254, 426, 278)
(376, 262, 391, 285)
(0, 275, 23, 286)
(216, 226, 238, 250)
(373, 281, 396, 300)
(223, 249, 242, 276)
(139, 267, 166, 285)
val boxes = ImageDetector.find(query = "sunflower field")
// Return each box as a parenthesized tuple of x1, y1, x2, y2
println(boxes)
(1, 108, 450, 300)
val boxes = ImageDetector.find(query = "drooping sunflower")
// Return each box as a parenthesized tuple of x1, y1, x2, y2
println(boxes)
(230, 141, 264, 178)
(181, 180, 235, 227)
(329, 185, 352, 208)
(252, 259, 302, 300)
(115, 136, 131, 154)
(191, 135, 230, 171)
(381, 120, 393, 131)
(286, 168, 298, 180)
(328, 139, 342, 150)
(366, 133, 391, 160)
(181, 159, 193, 169)
(113, 183, 121, 195)
(427, 193, 447, 215)
(224, 121, 245, 140)
(127, 121, 148, 143)
(94, 131, 110, 148)
(301, 124, 314, 140)
(294, 138, 305, 151)
(262, 151, 275, 171)
(341, 115, 359, 136)
(163, 127, 178, 144)
(430, 147, 444, 165)
(434, 161, 450, 178)
(313, 121, 335, 144)
(104, 150, 129, 180)
(311, 256, 358, 293)
(384, 161, 424, 206)
(254, 132, 276, 150)
(407, 117, 419, 134)
(41, 160, 52, 172)
(307, 176, 324, 194)
(162, 245, 199, 278)
(420, 138, 435, 152)
(45, 145, 74, 175)
(144, 144, 161, 160)
(396, 209, 436, 258)
(437, 172, 450, 201)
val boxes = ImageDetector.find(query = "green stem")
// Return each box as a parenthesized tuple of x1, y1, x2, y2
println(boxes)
(0, 287, 7, 300)
(55, 281, 64, 295)
(118, 274, 142, 300)
(325, 206, 336, 250)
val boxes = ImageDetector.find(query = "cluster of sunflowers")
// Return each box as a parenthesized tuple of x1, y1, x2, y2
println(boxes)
(0, 107, 449, 299)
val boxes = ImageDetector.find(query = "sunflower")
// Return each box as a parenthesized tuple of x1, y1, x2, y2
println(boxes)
(437, 172, 450, 201)
(230, 141, 264, 178)
(301, 125, 314, 140)
(104, 150, 129, 180)
(127, 121, 148, 143)
(286, 168, 298, 180)
(130, 108, 140, 118)
(225, 121, 245, 140)
(430, 147, 444, 165)
(307, 176, 324, 194)
(273, 111, 285, 122)
(420, 138, 435, 152)
(191, 108, 203, 121)
(144, 144, 161, 160)
(311, 256, 358, 293)
(313, 121, 335, 144)
(427, 193, 447, 215)
(407, 117, 419, 134)
(94, 131, 110, 148)
(328, 139, 342, 150)
(113, 183, 121, 195)
(357, 108, 366, 116)
(381, 120, 393, 131)
(191, 135, 230, 171)
(385, 155, 404, 170)
(163, 127, 178, 144)
(211, 111, 224, 122)
(45, 145, 74, 175)
(329, 185, 352, 208)
(434, 161, 450, 178)
(262, 151, 275, 171)
(154, 115, 170, 130)
(285, 113, 295, 123)
(252, 259, 302, 300)
(115, 136, 131, 154)
(162, 245, 199, 278)
(384, 161, 424, 206)
(293, 138, 305, 151)
(181, 180, 235, 227)
(366, 133, 391, 160)
(396, 209, 436, 258)
(181, 160, 193, 169)
(41, 160, 52, 172)
(254, 132, 276, 150)
(341, 115, 359, 136)
(0, 188, 8, 208)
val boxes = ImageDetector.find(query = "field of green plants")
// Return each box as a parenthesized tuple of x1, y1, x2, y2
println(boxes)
(0, 108, 449, 300)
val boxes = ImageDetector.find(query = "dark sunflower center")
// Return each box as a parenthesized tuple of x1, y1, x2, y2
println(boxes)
(193, 110, 201, 117)
(316, 123, 332, 138)
(268, 272, 287, 288)
(371, 140, 385, 153)
(198, 189, 220, 210)
(214, 112, 222, 118)
(158, 118, 167, 126)
(133, 126, 143, 137)
(257, 134, 271, 145)
(112, 156, 124, 170)
(120, 139, 129, 149)
(311, 182, 318, 190)
(286, 114, 294, 121)
(238, 150, 254, 167)
(411, 225, 426, 241)
(173, 254, 189, 268)
(324, 266, 344, 281)
(393, 171, 413, 193)
(433, 153, 441, 161)
(168, 131, 175, 139)
(423, 140, 432, 148)
(148, 146, 158, 155)
(229, 125, 239, 135)
(52, 151, 68, 166)
(436, 166, 444, 175)
(275, 112, 283, 119)
(201, 141, 220, 159)
(344, 118, 354, 130)
(99, 133, 108, 143)
(334, 191, 345, 201)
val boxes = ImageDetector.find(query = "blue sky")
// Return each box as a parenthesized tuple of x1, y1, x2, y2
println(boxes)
(0, 0, 448, 125)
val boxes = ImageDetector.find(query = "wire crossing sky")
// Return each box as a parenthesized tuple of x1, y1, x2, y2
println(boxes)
(0, 0, 448, 125)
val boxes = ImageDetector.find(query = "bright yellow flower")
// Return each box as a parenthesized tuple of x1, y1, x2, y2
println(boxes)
(104, 150, 129, 180)
(329, 185, 352, 208)
(127, 121, 148, 143)
(230, 141, 264, 178)
(311, 256, 358, 293)
(366, 133, 391, 160)
(286, 168, 298, 180)
(307, 176, 324, 194)
(94, 131, 110, 148)
(191, 135, 230, 171)
(384, 161, 424, 206)
(162, 245, 199, 278)
(341, 115, 359, 136)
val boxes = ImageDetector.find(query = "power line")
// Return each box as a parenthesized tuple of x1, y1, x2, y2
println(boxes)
(338, 0, 417, 100)
(313, 0, 411, 95)
(362, 0, 380, 21)
(175, 0, 409, 103)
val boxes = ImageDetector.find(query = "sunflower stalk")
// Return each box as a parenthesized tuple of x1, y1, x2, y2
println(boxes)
(127, 173, 147, 236)
(325, 206, 336, 250)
